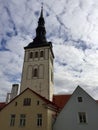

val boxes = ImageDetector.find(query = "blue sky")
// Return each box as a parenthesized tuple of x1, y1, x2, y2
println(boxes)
(1, 0, 98, 101)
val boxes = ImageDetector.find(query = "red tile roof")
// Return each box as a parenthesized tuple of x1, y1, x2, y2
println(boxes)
(53, 94, 71, 109)
(0, 102, 6, 110)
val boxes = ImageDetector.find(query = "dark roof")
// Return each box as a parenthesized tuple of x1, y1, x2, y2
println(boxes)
(24, 41, 52, 49)
(24, 41, 54, 58)
(53, 94, 71, 109)
(24, 6, 49, 50)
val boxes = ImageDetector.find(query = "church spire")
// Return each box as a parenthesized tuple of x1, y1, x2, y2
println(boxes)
(24, 5, 53, 49)
(40, 4, 43, 18)
(33, 5, 47, 44)
(38, 4, 45, 28)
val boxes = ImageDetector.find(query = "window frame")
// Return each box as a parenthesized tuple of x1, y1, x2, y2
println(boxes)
(33, 68, 38, 77)
(35, 51, 38, 58)
(78, 112, 87, 124)
(23, 98, 31, 106)
(40, 51, 44, 58)
(78, 97, 83, 102)
(19, 114, 26, 127)
(37, 114, 42, 127)
(10, 114, 16, 127)
(29, 52, 33, 59)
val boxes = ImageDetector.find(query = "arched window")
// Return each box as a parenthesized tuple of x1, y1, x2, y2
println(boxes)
(29, 52, 33, 58)
(40, 51, 44, 57)
(35, 52, 38, 58)
(33, 68, 38, 77)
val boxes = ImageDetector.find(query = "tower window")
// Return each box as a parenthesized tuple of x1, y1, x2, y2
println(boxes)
(23, 98, 31, 106)
(78, 112, 87, 123)
(40, 51, 44, 57)
(33, 68, 38, 77)
(29, 52, 33, 58)
(35, 52, 38, 58)
(10, 114, 16, 126)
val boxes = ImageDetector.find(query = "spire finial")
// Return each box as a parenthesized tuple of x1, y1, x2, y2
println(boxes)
(41, 2, 43, 9)
(41, 2, 43, 17)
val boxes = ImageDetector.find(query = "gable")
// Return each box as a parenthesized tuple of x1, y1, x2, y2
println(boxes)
(53, 86, 98, 130)
(0, 88, 58, 112)
(61, 86, 98, 111)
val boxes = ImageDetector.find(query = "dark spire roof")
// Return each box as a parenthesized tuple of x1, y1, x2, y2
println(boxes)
(40, 5, 43, 17)
(25, 5, 52, 49)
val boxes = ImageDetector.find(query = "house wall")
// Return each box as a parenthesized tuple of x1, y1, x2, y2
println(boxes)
(0, 89, 55, 130)
(53, 87, 98, 130)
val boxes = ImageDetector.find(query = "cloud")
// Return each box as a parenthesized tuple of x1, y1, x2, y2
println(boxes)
(1, 0, 98, 101)
(53, 41, 98, 99)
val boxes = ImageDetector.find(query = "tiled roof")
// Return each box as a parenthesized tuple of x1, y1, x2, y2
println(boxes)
(53, 94, 71, 109)
(96, 100, 98, 103)
(0, 102, 6, 110)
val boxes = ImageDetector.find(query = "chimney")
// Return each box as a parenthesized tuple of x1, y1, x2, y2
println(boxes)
(6, 84, 19, 103)
(10, 84, 19, 100)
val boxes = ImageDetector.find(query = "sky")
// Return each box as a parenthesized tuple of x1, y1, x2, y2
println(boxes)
(1, 0, 98, 101)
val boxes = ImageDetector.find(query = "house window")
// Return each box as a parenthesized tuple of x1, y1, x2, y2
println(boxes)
(37, 114, 42, 126)
(78, 97, 83, 102)
(10, 114, 16, 126)
(29, 52, 33, 58)
(78, 112, 87, 123)
(37, 100, 40, 105)
(15, 102, 17, 106)
(23, 98, 31, 106)
(20, 114, 26, 127)
(40, 51, 44, 57)
(33, 68, 38, 77)
(35, 52, 38, 58)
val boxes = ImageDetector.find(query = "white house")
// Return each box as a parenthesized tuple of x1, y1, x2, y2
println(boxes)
(53, 86, 98, 130)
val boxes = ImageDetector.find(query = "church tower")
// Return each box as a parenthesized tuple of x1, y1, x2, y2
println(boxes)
(20, 6, 54, 101)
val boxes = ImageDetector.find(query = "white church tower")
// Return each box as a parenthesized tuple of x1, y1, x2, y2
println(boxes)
(20, 7, 54, 101)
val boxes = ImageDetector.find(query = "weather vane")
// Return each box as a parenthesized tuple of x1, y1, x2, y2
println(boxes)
(41, 2, 43, 9)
